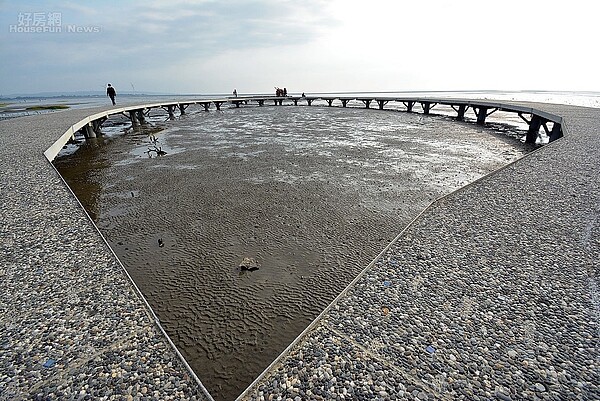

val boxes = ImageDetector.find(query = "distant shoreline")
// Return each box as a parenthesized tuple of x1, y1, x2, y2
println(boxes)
(2, 90, 600, 106)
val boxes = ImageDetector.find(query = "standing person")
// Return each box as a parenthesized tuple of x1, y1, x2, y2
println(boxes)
(107, 83, 116, 105)
(233, 89, 238, 97)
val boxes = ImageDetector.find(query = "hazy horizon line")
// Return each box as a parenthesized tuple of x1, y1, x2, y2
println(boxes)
(4, 89, 600, 99)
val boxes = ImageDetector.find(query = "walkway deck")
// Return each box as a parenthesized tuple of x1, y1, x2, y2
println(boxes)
(1, 99, 598, 400)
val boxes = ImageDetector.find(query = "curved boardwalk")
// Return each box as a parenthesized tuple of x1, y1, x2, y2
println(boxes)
(1, 99, 598, 401)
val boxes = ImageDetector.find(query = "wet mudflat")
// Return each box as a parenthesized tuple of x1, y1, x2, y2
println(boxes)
(54, 105, 532, 400)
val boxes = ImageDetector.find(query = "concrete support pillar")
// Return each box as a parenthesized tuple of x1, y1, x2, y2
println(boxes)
(307, 99, 313, 106)
(84, 123, 96, 138)
(526, 115, 543, 143)
(377, 100, 388, 110)
(214, 101, 223, 110)
(129, 111, 139, 128)
(258, 100, 264, 106)
(405, 101, 415, 112)
(362, 99, 372, 109)
(549, 122, 562, 142)
(179, 104, 186, 115)
(456, 105, 466, 121)
(327, 99, 334, 106)
(136, 110, 146, 124)
(341, 99, 349, 108)
(293, 99, 298, 106)
(202, 102, 210, 111)
(475, 107, 488, 125)
(422, 102, 431, 114)
(92, 117, 106, 135)
(167, 105, 175, 120)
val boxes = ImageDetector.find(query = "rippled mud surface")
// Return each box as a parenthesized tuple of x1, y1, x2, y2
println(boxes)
(54, 105, 532, 400)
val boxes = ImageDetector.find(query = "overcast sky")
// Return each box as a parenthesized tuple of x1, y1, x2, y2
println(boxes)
(1, 0, 598, 96)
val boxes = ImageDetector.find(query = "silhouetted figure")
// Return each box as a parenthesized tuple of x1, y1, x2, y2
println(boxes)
(283, 88, 287, 97)
(233, 89, 238, 97)
(107, 84, 116, 105)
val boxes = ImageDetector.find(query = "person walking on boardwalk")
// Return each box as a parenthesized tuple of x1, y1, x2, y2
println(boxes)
(107, 83, 116, 105)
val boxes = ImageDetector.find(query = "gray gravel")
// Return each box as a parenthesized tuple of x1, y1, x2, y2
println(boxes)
(239, 102, 600, 400)
(0, 106, 212, 400)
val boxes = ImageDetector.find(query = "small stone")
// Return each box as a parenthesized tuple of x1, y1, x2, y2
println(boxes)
(496, 392, 512, 401)
(533, 382, 546, 392)
(43, 359, 56, 368)
(240, 257, 259, 271)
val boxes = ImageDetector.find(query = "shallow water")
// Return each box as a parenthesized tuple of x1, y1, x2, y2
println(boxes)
(54, 104, 533, 400)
